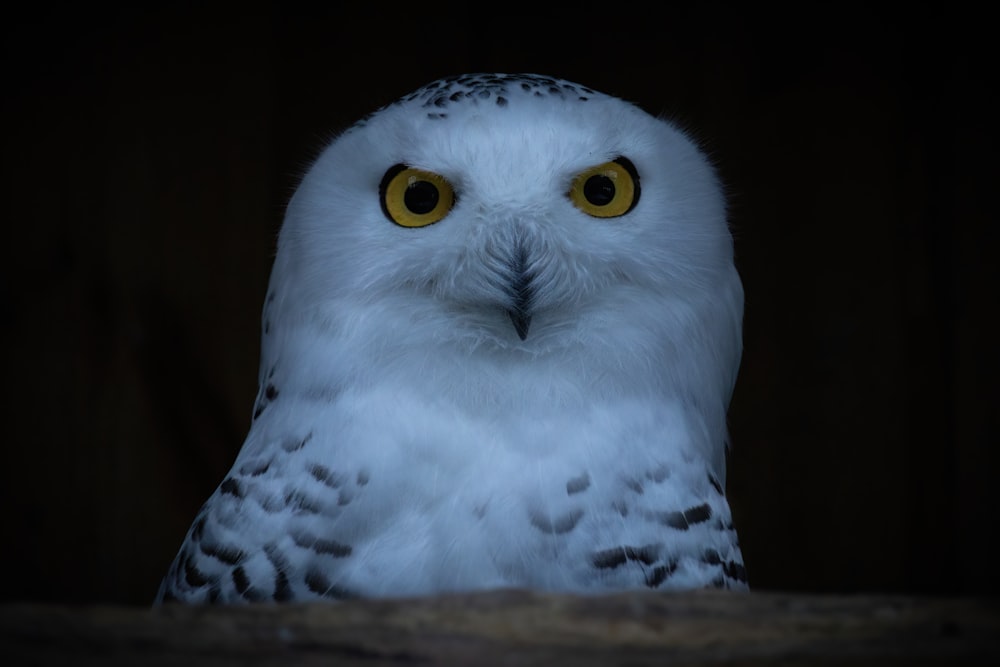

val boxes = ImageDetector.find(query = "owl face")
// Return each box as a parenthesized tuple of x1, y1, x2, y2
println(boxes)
(279, 74, 735, 354)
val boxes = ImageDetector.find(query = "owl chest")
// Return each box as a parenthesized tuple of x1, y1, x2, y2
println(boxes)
(271, 389, 714, 593)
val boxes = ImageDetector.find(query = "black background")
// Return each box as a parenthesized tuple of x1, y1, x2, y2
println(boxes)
(2, 3, 996, 605)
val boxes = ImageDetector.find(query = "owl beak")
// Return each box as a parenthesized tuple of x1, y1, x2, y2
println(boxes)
(508, 308, 531, 341)
(504, 244, 534, 341)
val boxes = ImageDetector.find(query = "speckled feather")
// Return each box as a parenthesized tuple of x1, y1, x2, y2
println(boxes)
(157, 73, 746, 604)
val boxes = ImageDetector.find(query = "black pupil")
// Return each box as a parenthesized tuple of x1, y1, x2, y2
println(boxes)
(583, 174, 616, 206)
(404, 180, 439, 214)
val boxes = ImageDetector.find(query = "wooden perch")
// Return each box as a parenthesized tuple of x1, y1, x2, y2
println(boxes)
(2, 589, 998, 665)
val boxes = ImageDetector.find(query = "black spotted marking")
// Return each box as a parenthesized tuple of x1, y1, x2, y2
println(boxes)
(659, 503, 713, 530)
(207, 583, 222, 603)
(646, 561, 679, 588)
(350, 74, 598, 132)
(191, 515, 207, 541)
(592, 544, 661, 569)
(702, 548, 723, 566)
(232, 566, 251, 594)
(273, 569, 293, 602)
(292, 531, 352, 558)
(710, 575, 726, 588)
(566, 473, 590, 495)
(200, 541, 245, 565)
(220, 477, 244, 499)
(708, 473, 725, 496)
(624, 477, 644, 495)
(285, 490, 323, 514)
(267, 364, 276, 379)
(183, 554, 210, 587)
(611, 500, 628, 517)
(356, 470, 370, 486)
(529, 508, 584, 535)
(264, 319, 271, 334)
(627, 545, 661, 565)
(254, 491, 286, 514)
(264, 545, 295, 602)
(231, 566, 267, 601)
(253, 378, 277, 420)
(305, 569, 356, 600)
(239, 459, 272, 477)
(712, 518, 736, 532)
(314, 538, 352, 556)
(308, 463, 345, 488)
(282, 432, 313, 452)
(592, 550, 627, 569)
(724, 560, 748, 583)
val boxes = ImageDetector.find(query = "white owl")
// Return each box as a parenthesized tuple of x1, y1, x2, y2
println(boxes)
(157, 73, 746, 603)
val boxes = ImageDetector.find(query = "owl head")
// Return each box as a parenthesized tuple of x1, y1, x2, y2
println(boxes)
(265, 74, 741, 440)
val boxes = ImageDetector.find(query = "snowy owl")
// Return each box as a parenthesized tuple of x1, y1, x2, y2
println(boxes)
(157, 73, 746, 604)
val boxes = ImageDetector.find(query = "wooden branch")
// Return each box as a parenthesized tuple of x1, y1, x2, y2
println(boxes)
(2, 590, 997, 666)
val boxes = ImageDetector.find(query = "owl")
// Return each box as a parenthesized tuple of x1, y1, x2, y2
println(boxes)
(156, 73, 746, 604)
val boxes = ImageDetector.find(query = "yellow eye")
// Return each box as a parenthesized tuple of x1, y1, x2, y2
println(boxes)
(379, 164, 455, 228)
(568, 157, 640, 218)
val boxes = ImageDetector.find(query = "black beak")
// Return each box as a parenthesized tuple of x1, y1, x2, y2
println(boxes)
(508, 308, 531, 341)
(505, 242, 534, 341)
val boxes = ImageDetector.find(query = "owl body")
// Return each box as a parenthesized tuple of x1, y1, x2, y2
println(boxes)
(158, 74, 746, 603)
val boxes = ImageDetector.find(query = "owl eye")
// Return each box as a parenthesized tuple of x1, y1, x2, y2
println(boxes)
(568, 157, 640, 218)
(380, 164, 455, 228)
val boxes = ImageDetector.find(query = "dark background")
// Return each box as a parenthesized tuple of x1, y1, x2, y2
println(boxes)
(2, 4, 996, 605)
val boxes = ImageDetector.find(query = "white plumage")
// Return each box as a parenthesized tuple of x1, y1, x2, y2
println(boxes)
(157, 73, 746, 603)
